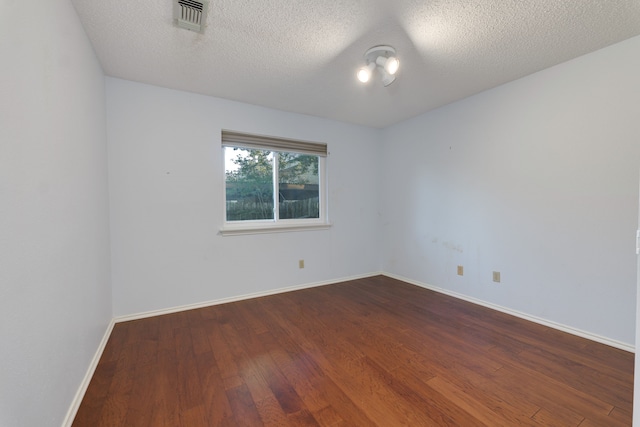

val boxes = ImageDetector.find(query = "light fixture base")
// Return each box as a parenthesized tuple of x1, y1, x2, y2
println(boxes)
(363, 45, 397, 64)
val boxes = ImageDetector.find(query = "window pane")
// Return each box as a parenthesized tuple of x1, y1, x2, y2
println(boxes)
(278, 153, 320, 219)
(225, 147, 274, 220)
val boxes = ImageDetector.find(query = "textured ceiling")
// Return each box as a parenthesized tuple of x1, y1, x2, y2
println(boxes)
(71, 0, 640, 128)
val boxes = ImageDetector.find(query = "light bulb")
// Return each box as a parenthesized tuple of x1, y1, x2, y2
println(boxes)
(385, 56, 399, 75)
(356, 63, 375, 83)
(375, 55, 399, 76)
(357, 67, 371, 83)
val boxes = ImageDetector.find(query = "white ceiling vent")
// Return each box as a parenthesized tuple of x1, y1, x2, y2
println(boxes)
(174, 0, 209, 33)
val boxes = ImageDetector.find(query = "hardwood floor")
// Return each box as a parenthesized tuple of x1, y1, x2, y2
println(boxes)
(73, 276, 634, 426)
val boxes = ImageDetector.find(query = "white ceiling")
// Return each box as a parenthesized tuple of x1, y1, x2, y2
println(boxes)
(71, 0, 640, 128)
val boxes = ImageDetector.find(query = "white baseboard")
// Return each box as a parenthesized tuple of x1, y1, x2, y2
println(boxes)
(383, 272, 634, 353)
(114, 271, 383, 323)
(62, 318, 116, 427)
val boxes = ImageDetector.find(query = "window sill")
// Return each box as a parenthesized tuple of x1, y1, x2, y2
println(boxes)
(220, 222, 332, 236)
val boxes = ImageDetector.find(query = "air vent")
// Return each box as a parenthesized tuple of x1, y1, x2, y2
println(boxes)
(174, 0, 209, 33)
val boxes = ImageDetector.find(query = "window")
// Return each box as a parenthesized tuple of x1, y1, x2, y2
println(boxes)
(221, 130, 329, 235)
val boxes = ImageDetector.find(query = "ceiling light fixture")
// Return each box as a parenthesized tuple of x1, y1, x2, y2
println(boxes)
(356, 45, 399, 87)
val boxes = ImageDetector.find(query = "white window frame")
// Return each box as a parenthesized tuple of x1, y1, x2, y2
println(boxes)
(220, 130, 330, 236)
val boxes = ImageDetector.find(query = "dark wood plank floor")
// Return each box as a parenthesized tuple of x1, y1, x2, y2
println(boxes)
(73, 276, 634, 426)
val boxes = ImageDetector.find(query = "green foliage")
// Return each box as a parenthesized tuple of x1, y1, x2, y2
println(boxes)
(225, 147, 320, 220)
(225, 149, 272, 184)
(278, 152, 319, 184)
(225, 149, 273, 219)
(225, 149, 318, 188)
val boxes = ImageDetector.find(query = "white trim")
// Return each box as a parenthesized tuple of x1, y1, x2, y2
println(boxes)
(62, 318, 116, 427)
(383, 272, 634, 353)
(220, 222, 331, 236)
(114, 272, 382, 323)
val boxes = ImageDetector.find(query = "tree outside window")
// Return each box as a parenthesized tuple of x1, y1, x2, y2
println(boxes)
(225, 147, 320, 221)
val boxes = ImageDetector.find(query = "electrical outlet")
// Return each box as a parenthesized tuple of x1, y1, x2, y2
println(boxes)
(457, 265, 464, 276)
(299, 259, 305, 269)
(493, 271, 501, 283)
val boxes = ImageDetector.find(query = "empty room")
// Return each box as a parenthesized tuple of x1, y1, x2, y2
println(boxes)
(3, 0, 640, 426)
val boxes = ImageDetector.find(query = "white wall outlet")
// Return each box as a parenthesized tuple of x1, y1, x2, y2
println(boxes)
(299, 259, 305, 269)
(493, 271, 501, 283)
(457, 265, 464, 276)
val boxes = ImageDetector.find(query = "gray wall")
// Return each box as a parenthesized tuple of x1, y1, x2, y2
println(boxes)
(0, 0, 112, 425)
(106, 78, 382, 316)
(381, 35, 640, 347)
